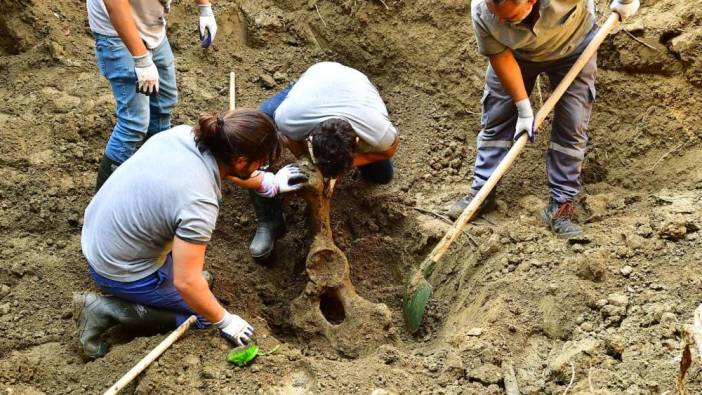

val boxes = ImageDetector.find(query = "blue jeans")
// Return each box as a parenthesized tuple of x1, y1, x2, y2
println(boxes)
(260, 85, 394, 184)
(94, 34, 178, 164)
(88, 255, 210, 329)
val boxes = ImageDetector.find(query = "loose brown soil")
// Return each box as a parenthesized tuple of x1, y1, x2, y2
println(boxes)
(1, 0, 701, 394)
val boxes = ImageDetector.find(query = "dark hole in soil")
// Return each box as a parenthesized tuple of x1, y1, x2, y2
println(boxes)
(320, 287, 345, 325)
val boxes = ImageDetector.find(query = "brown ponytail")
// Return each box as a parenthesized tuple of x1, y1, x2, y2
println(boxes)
(194, 108, 281, 167)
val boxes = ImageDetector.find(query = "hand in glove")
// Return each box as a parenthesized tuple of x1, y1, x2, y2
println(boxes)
(198, 4, 218, 48)
(610, 0, 639, 20)
(134, 53, 159, 95)
(216, 311, 254, 346)
(256, 164, 308, 197)
(514, 98, 535, 143)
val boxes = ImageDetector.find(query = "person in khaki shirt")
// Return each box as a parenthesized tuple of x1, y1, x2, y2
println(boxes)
(448, 0, 639, 238)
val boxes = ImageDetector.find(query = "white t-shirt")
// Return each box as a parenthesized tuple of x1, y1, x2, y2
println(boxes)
(87, 0, 169, 49)
(273, 62, 398, 153)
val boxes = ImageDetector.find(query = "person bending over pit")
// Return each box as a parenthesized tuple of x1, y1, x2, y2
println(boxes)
(246, 61, 400, 261)
(74, 109, 307, 359)
(447, 0, 639, 238)
(87, 0, 219, 191)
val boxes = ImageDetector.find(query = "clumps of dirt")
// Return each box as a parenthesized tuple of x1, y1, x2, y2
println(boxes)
(1, 0, 702, 393)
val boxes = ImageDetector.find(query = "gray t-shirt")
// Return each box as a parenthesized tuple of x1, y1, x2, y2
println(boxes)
(87, 0, 169, 49)
(273, 62, 398, 154)
(82, 125, 221, 282)
(471, 0, 596, 62)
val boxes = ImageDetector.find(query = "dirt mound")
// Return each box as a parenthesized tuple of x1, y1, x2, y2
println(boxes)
(1, 0, 702, 393)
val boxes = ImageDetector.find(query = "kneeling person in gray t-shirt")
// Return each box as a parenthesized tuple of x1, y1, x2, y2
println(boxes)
(74, 109, 307, 359)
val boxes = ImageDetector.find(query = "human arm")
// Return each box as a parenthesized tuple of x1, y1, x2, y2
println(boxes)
(103, 0, 147, 56)
(103, 0, 159, 94)
(352, 135, 399, 167)
(172, 237, 254, 345)
(488, 48, 527, 102)
(172, 237, 223, 323)
(226, 165, 308, 196)
(226, 171, 265, 190)
(488, 49, 534, 141)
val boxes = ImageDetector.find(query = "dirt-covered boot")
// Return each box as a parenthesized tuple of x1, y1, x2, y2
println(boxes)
(73, 292, 177, 359)
(540, 198, 583, 239)
(95, 154, 120, 192)
(248, 190, 285, 261)
(447, 189, 497, 221)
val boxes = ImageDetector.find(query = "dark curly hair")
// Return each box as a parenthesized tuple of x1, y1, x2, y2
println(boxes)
(310, 118, 357, 178)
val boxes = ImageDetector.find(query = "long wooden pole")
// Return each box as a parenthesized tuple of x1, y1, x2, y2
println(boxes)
(103, 315, 197, 395)
(423, 13, 621, 270)
(229, 72, 236, 111)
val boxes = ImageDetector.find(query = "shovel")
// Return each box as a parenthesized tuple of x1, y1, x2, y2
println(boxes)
(403, 12, 623, 334)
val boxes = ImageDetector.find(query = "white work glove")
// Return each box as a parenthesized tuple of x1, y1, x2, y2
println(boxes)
(216, 311, 254, 346)
(610, 0, 639, 20)
(256, 164, 308, 198)
(133, 53, 159, 95)
(198, 4, 218, 48)
(514, 98, 535, 143)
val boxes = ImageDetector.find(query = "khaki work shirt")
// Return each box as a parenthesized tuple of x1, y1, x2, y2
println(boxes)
(471, 0, 597, 62)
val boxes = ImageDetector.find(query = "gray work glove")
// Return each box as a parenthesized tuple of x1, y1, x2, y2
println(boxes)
(133, 53, 159, 95)
(514, 98, 535, 143)
(216, 311, 254, 346)
(610, 0, 639, 20)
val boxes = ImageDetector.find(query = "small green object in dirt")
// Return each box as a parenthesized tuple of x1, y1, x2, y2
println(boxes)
(227, 344, 259, 366)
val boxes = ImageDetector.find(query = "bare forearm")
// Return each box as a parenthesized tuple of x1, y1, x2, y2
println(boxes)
(226, 171, 264, 190)
(352, 136, 399, 167)
(104, 0, 147, 56)
(175, 278, 225, 323)
(353, 152, 389, 167)
(489, 49, 527, 102)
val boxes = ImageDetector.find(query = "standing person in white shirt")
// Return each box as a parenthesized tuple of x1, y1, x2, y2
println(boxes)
(86, 0, 218, 190)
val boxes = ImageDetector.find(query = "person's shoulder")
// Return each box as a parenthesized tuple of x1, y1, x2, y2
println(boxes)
(305, 62, 365, 79)
(471, 0, 491, 21)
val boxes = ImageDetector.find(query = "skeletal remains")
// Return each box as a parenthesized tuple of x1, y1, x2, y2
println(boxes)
(289, 156, 391, 357)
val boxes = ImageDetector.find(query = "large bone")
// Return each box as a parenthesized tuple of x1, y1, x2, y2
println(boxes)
(290, 157, 391, 357)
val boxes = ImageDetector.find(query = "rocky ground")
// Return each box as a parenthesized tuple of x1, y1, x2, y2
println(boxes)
(0, 0, 701, 394)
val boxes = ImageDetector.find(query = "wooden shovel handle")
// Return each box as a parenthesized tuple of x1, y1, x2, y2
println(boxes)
(423, 13, 621, 270)
(229, 72, 236, 111)
(103, 315, 197, 395)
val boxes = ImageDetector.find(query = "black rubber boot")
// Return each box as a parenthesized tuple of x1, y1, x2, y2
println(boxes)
(447, 189, 497, 221)
(95, 154, 121, 192)
(540, 197, 583, 239)
(248, 190, 285, 261)
(73, 292, 177, 359)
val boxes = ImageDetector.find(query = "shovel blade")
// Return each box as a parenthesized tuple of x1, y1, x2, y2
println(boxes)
(403, 277, 433, 334)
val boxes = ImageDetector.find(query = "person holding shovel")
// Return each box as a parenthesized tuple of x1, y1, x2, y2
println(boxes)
(74, 109, 308, 359)
(248, 61, 400, 260)
(447, 0, 639, 238)
(87, 0, 219, 191)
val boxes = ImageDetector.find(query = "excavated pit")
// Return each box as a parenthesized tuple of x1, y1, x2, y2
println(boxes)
(1, 0, 702, 393)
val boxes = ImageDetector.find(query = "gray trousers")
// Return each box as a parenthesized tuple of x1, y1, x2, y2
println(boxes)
(471, 45, 597, 203)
